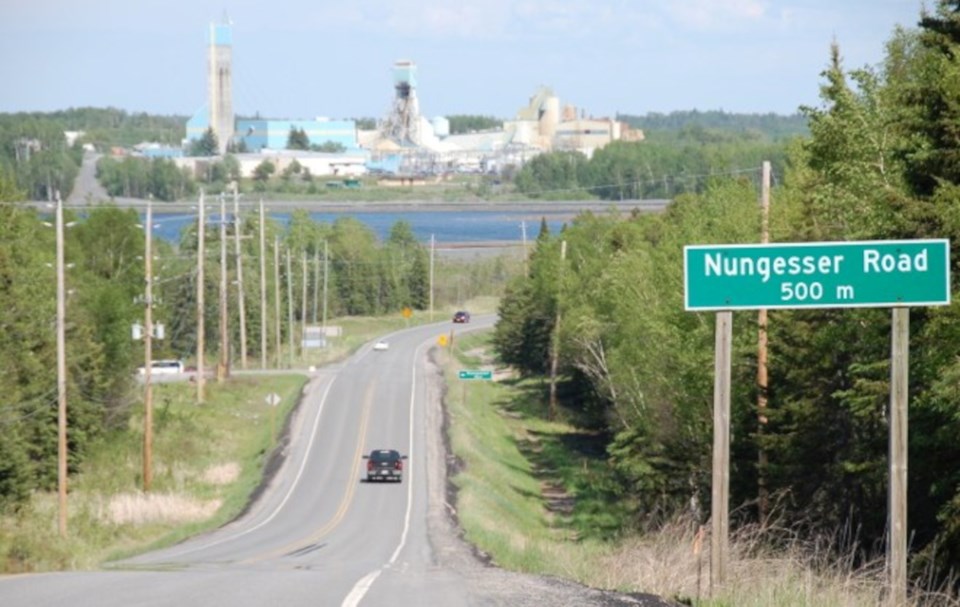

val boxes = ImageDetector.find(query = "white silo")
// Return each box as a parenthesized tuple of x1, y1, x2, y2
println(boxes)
(432, 116, 450, 138)
(540, 94, 560, 142)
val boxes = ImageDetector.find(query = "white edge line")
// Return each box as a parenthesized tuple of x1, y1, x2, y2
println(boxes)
(341, 339, 424, 607)
(156, 374, 338, 558)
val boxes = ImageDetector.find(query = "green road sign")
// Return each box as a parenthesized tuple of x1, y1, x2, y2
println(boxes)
(458, 369, 493, 380)
(684, 239, 950, 311)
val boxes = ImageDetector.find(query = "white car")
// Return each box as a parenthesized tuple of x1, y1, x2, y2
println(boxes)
(137, 359, 185, 375)
(373, 340, 389, 351)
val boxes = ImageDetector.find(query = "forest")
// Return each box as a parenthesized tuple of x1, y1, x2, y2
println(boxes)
(495, 2, 960, 589)
(0, 103, 807, 204)
(0, 190, 512, 513)
(5, 0, 960, 594)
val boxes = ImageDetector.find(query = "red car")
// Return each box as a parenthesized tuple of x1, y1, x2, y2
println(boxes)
(453, 310, 471, 323)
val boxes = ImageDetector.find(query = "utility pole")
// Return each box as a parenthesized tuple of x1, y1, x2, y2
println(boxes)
(233, 186, 248, 369)
(301, 249, 308, 356)
(273, 236, 282, 368)
(196, 192, 206, 404)
(429, 234, 435, 322)
(757, 161, 771, 521)
(520, 220, 528, 277)
(322, 240, 328, 341)
(54, 192, 68, 536)
(312, 249, 320, 324)
(218, 194, 229, 382)
(143, 198, 154, 492)
(548, 240, 566, 419)
(286, 247, 294, 367)
(259, 199, 267, 369)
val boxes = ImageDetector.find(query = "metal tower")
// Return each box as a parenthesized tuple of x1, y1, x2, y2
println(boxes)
(208, 17, 234, 154)
(379, 60, 421, 146)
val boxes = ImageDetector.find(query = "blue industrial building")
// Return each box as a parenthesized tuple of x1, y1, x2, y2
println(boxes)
(185, 107, 210, 145)
(186, 115, 359, 153)
(235, 119, 358, 152)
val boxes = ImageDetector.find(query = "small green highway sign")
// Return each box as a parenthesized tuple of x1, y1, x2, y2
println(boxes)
(458, 369, 493, 380)
(684, 239, 950, 311)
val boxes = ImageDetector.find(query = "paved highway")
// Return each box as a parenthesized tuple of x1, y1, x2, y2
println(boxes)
(0, 318, 491, 607)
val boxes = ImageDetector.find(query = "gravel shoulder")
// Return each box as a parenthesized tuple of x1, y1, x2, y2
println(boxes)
(421, 348, 678, 607)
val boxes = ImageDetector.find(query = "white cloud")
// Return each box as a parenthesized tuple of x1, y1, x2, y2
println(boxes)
(662, 0, 768, 30)
(388, 2, 509, 38)
(308, 0, 621, 39)
(320, 0, 513, 38)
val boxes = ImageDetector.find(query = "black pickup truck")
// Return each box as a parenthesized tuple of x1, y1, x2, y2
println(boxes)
(364, 449, 407, 482)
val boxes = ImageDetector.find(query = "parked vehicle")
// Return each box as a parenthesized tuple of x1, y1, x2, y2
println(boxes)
(364, 449, 406, 482)
(137, 359, 185, 375)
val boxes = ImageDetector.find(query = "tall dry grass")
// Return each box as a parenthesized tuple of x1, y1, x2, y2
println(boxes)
(576, 516, 960, 606)
(443, 335, 960, 606)
(99, 492, 222, 526)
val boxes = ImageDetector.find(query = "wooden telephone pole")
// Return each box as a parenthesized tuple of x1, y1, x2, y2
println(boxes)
(143, 198, 154, 492)
(54, 192, 68, 536)
(217, 194, 229, 382)
(521, 220, 529, 277)
(548, 240, 566, 419)
(301, 250, 308, 356)
(196, 192, 205, 404)
(233, 186, 248, 369)
(273, 236, 282, 368)
(286, 247, 294, 367)
(259, 199, 268, 369)
(322, 240, 329, 340)
(312, 250, 320, 324)
(757, 161, 771, 519)
(429, 234, 435, 322)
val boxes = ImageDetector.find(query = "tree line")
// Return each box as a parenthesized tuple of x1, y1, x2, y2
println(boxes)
(495, 1, 960, 588)
(513, 139, 791, 201)
(617, 109, 809, 142)
(0, 115, 81, 202)
(0, 184, 522, 511)
(0, 104, 809, 205)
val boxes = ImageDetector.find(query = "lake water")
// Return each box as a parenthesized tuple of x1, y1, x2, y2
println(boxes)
(152, 209, 578, 245)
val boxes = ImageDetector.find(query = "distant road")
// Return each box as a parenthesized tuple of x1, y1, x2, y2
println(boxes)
(65, 151, 109, 205)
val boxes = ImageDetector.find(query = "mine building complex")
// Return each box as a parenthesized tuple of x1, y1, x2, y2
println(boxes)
(178, 18, 642, 179)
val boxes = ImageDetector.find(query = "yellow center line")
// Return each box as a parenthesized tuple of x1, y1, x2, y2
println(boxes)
(240, 382, 375, 564)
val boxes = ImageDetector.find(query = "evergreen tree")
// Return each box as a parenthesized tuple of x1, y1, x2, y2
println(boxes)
(408, 249, 429, 310)
(191, 128, 219, 157)
(287, 127, 310, 150)
(896, 0, 960, 196)
(0, 166, 24, 201)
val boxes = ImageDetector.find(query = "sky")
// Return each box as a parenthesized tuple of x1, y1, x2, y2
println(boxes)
(0, 0, 929, 121)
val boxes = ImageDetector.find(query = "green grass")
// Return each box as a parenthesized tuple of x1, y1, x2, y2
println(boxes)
(442, 332, 947, 606)
(4, 304, 920, 604)
(0, 374, 305, 572)
(444, 332, 614, 579)
(0, 300, 501, 573)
